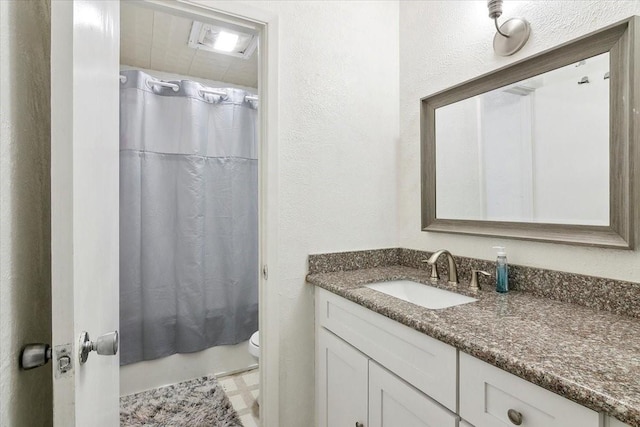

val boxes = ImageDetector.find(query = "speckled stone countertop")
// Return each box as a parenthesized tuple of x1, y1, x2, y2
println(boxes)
(307, 265, 640, 426)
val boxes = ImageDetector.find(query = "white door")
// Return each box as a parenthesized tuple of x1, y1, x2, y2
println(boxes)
(368, 361, 458, 427)
(51, 1, 120, 425)
(317, 328, 369, 427)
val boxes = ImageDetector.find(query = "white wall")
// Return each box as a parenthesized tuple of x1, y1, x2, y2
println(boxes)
(237, 1, 400, 424)
(0, 0, 52, 425)
(399, 1, 640, 282)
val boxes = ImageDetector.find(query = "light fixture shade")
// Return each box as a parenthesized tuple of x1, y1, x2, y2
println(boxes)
(188, 21, 257, 59)
(213, 31, 239, 52)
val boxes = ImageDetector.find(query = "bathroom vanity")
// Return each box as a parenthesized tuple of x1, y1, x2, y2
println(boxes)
(308, 256, 639, 427)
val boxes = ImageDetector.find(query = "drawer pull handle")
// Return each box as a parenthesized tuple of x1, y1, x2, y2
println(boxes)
(355, 423, 364, 427)
(507, 409, 523, 425)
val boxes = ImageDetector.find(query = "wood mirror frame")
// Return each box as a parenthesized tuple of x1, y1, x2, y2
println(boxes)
(421, 16, 639, 249)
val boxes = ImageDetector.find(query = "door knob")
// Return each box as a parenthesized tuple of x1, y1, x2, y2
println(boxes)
(79, 330, 118, 364)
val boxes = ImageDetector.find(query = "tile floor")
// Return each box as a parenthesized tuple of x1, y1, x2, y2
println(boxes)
(219, 368, 260, 427)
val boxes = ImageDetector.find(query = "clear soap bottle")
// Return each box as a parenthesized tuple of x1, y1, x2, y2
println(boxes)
(493, 246, 509, 293)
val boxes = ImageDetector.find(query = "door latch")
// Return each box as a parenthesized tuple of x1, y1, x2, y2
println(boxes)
(55, 344, 73, 377)
(20, 343, 51, 370)
(20, 342, 74, 377)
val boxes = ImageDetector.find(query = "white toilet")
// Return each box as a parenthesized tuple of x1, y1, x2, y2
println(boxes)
(248, 331, 260, 406)
(248, 331, 260, 360)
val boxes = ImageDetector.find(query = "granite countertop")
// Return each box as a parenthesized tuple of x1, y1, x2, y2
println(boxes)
(307, 265, 640, 426)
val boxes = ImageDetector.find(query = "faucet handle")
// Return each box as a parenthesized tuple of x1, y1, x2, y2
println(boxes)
(470, 269, 491, 291)
(421, 259, 440, 282)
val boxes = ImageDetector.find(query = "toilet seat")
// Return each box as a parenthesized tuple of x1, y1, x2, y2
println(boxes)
(249, 331, 260, 359)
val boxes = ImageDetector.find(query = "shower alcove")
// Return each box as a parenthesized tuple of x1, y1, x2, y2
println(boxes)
(119, 1, 260, 398)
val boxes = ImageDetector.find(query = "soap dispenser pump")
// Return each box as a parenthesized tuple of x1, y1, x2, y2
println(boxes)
(493, 246, 509, 293)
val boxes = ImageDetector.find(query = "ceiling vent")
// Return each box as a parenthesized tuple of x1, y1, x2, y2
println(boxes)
(188, 21, 257, 59)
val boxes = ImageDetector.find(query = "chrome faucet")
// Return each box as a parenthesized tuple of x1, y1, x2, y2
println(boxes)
(423, 249, 459, 285)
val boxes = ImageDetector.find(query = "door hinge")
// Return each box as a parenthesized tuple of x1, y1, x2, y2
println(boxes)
(262, 264, 268, 280)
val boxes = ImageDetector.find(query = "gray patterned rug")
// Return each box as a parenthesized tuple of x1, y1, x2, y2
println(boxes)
(120, 375, 243, 427)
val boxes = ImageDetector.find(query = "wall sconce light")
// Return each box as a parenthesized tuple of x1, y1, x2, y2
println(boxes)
(487, 0, 530, 56)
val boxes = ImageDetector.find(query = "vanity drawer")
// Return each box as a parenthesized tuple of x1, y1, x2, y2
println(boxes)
(459, 352, 600, 427)
(316, 288, 457, 411)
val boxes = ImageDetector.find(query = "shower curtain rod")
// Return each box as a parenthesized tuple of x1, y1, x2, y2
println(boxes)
(119, 74, 259, 101)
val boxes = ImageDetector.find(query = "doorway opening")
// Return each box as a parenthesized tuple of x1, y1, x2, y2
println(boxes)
(117, 2, 275, 426)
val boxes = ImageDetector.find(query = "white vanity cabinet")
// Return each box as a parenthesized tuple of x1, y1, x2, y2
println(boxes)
(317, 327, 457, 427)
(315, 287, 632, 427)
(316, 288, 458, 427)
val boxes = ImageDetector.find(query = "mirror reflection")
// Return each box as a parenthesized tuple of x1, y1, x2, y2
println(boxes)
(435, 52, 610, 225)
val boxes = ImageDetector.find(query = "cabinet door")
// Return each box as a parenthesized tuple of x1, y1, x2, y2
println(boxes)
(369, 361, 458, 427)
(317, 328, 368, 427)
(317, 287, 457, 410)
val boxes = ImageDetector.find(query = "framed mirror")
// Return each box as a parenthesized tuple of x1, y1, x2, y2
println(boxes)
(421, 16, 639, 249)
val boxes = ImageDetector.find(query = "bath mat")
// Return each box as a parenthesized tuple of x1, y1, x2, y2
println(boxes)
(120, 375, 243, 427)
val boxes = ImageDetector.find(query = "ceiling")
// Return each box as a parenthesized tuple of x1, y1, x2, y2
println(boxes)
(120, 3, 258, 88)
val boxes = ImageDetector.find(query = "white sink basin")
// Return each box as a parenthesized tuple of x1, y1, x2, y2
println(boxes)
(365, 280, 477, 309)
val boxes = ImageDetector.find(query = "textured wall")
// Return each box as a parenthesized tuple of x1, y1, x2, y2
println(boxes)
(0, 0, 52, 426)
(399, 1, 640, 282)
(240, 1, 400, 424)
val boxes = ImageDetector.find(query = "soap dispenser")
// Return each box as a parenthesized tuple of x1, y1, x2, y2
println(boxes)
(493, 246, 509, 293)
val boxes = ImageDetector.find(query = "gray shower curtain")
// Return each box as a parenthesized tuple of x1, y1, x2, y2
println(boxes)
(119, 70, 258, 365)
